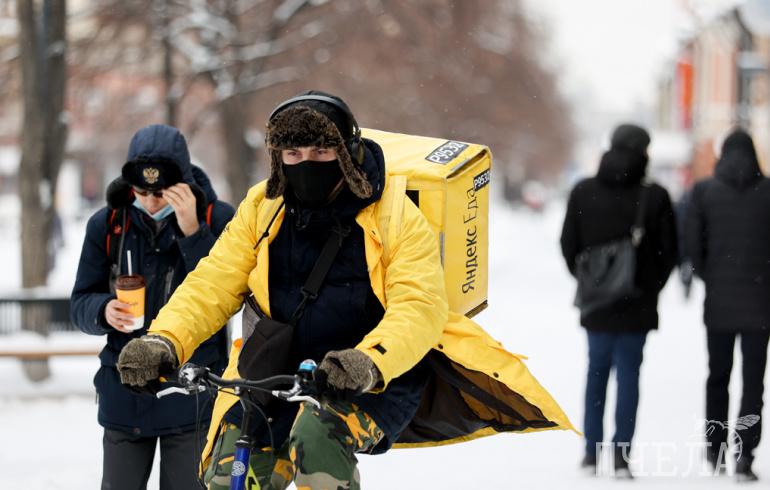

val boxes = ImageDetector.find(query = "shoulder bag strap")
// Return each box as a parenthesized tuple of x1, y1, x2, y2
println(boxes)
(631, 184, 650, 247)
(288, 220, 351, 326)
(253, 200, 285, 250)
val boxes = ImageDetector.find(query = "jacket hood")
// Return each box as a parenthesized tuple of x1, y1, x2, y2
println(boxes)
(596, 148, 647, 187)
(357, 138, 385, 204)
(191, 164, 218, 203)
(715, 129, 763, 189)
(121, 125, 194, 190)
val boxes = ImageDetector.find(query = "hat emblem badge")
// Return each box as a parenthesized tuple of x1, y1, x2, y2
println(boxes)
(143, 167, 160, 184)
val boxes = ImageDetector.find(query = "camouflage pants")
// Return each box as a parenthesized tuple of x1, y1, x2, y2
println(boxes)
(205, 400, 384, 490)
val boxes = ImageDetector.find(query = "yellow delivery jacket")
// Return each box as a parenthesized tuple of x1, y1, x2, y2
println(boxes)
(149, 177, 576, 467)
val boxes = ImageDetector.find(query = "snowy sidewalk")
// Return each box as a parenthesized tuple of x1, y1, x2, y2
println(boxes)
(1, 203, 768, 489)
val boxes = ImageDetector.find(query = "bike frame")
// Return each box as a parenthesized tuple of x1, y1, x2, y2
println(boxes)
(157, 361, 318, 490)
(230, 403, 256, 490)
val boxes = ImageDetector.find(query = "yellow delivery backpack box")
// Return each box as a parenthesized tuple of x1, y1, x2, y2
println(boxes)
(363, 128, 491, 317)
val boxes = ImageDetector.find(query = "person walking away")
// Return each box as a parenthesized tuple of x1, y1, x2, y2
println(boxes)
(71, 124, 234, 490)
(561, 123, 678, 478)
(685, 128, 770, 482)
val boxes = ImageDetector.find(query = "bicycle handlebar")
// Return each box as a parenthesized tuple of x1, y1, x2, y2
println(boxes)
(156, 361, 321, 409)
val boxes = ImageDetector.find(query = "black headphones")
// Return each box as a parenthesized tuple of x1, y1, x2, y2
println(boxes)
(268, 94, 364, 165)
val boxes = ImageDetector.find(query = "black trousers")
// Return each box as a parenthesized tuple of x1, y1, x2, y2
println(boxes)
(102, 429, 204, 490)
(705, 330, 770, 461)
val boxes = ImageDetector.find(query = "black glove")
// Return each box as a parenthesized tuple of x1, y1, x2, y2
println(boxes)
(117, 335, 178, 393)
(317, 349, 381, 394)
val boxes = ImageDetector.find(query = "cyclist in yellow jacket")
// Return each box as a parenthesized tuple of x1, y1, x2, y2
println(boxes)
(117, 91, 574, 489)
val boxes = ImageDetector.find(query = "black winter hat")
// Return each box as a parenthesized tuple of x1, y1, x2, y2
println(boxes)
(610, 124, 651, 157)
(121, 156, 183, 191)
(264, 90, 371, 200)
(294, 91, 354, 142)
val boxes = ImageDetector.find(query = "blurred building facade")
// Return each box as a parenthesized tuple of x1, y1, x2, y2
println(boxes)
(657, 1, 770, 183)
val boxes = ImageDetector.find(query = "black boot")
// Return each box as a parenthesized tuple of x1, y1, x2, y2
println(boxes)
(706, 447, 727, 476)
(735, 455, 758, 483)
(614, 445, 633, 480)
(580, 453, 597, 476)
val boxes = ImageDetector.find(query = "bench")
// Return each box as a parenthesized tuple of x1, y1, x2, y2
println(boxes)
(0, 349, 101, 360)
(0, 293, 102, 360)
(0, 293, 77, 335)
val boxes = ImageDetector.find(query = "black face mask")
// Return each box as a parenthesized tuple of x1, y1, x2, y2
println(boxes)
(282, 160, 344, 208)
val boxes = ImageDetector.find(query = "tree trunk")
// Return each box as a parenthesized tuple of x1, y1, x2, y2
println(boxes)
(219, 94, 256, 203)
(159, 0, 177, 126)
(16, 0, 68, 382)
(163, 34, 176, 126)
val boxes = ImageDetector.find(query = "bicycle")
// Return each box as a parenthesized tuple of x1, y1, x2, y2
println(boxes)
(157, 360, 320, 490)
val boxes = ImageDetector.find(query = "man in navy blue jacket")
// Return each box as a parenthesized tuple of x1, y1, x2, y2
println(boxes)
(71, 124, 234, 490)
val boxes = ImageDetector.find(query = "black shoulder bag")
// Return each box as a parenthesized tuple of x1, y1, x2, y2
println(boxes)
(238, 222, 350, 406)
(573, 184, 649, 315)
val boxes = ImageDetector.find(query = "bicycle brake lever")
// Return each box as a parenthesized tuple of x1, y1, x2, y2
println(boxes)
(156, 385, 206, 399)
(271, 389, 321, 409)
(285, 394, 321, 409)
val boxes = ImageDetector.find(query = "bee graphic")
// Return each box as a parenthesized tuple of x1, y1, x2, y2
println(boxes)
(704, 415, 760, 461)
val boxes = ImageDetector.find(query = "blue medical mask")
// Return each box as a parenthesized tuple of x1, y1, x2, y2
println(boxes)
(133, 199, 175, 222)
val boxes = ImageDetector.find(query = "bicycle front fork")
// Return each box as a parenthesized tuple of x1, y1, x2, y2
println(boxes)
(230, 404, 257, 490)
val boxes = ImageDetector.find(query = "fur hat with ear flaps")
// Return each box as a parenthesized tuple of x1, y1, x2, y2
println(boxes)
(265, 102, 372, 200)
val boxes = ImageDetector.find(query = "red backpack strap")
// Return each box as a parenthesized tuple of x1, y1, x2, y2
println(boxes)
(106, 207, 131, 263)
(106, 209, 118, 253)
(206, 202, 214, 227)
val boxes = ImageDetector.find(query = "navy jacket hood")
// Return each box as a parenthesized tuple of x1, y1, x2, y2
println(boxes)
(191, 164, 218, 203)
(126, 124, 193, 179)
(122, 125, 194, 190)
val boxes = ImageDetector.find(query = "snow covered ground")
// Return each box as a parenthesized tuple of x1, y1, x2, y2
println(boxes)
(1, 199, 767, 489)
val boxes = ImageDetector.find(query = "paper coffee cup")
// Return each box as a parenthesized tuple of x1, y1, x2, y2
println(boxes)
(115, 274, 145, 331)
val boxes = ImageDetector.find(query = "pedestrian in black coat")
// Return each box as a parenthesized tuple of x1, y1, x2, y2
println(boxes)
(685, 128, 770, 481)
(560, 124, 678, 477)
(561, 125, 678, 332)
(70, 124, 234, 490)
